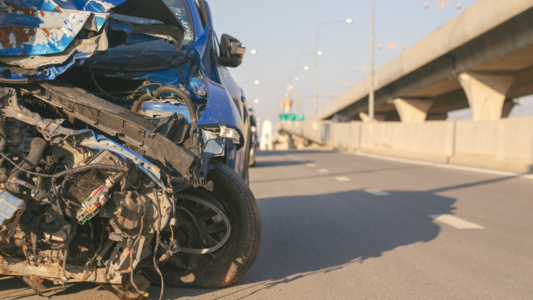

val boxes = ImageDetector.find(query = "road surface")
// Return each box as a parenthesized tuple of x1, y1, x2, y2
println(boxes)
(2, 150, 532, 299)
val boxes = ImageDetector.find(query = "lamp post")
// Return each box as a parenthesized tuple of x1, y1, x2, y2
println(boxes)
(425, 1, 462, 26)
(379, 40, 400, 60)
(296, 53, 314, 114)
(354, 65, 370, 84)
(285, 69, 300, 114)
(314, 18, 353, 118)
(369, 0, 375, 122)
(238, 80, 260, 85)
(288, 68, 298, 86)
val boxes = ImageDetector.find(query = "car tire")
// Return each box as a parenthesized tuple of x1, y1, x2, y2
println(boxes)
(156, 159, 261, 288)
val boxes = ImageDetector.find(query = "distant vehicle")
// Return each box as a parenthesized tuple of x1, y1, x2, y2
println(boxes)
(248, 108, 258, 167)
(332, 114, 351, 123)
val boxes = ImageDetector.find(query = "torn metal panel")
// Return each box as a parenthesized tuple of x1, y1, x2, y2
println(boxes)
(0, 33, 108, 69)
(197, 78, 244, 146)
(64, 130, 166, 189)
(3, 0, 128, 13)
(0, 0, 187, 80)
(0, 189, 25, 228)
(0, 4, 107, 56)
(219, 126, 240, 144)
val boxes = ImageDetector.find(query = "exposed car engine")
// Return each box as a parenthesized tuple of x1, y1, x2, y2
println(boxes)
(0, 82, 231, 299)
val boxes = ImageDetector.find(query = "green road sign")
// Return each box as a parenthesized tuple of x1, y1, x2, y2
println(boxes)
(279, 114, 305, 122)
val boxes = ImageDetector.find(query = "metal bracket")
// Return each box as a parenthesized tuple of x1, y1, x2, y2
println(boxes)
(65, 130, 166, 189)
(193, 130, 224, 187)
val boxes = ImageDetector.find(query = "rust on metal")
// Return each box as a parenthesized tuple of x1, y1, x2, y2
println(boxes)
(0, 256, 123, 284)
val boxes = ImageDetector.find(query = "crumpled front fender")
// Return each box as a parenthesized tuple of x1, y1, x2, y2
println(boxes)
(198, 78, 244, 147)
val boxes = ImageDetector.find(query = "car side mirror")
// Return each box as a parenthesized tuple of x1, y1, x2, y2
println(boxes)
(219, 34, 245, 68)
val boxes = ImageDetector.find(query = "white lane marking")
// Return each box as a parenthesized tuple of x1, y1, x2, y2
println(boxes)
(428, 214, 484, 229)
(365, 189, 390, 196)
(335, 176, 351, 182)
(306, 163, 316, 167)
(352, 152, 533, 180)
(318, 169, 329, 173)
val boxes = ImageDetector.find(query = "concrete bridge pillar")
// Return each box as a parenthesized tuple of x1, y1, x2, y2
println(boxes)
(393, 99, 433, 123)
(458, 72, 516, 121)
(359, 112, 387, 122)
(502, 100, 516, 118)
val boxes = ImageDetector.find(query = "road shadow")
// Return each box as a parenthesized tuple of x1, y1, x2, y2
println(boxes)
(246, 189, 455, 282)
(0, 189, 456, 300)
(256, 149, 337, 157)
(254, 160, 312, 168)
(0, 276, 105, 300)
(172, 189, 456, 299)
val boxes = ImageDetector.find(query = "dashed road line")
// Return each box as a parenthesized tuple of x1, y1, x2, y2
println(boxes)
(364, 189, 390, 196)
(306, 163, 316, 167)
(428, 214, 484, 229)
(335, 176, 351, 182)
(318, 169, 329, 173)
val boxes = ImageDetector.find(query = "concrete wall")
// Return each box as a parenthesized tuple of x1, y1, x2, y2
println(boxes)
(280, 118, 533, 173)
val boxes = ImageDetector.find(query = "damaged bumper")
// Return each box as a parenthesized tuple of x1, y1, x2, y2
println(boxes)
(0, 0, 248, 298)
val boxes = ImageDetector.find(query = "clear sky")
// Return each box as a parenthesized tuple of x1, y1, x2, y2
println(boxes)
(207, 0, 533, 125)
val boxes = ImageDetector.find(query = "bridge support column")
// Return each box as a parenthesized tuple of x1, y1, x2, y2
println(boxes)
(359, 112, 387, 122)
(458, 72, 516, 121)
(502, 100, 516, 118)
(393, 99, 433, 123)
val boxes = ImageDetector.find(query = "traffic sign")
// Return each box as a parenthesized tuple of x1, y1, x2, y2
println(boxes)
(279, 114, 305, 122)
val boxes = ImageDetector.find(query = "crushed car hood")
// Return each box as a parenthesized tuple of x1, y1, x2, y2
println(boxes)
(0, 0, 244, 142)
(0, 0, 184, 79)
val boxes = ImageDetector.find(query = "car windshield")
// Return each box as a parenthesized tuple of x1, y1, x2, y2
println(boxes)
(111, 0, 195, 51)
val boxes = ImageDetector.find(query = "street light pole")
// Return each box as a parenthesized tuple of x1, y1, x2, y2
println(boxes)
(314, 27, 320, 119)
(426, 1, 462, 26)
(386, 40, 399, 60)
(297, 53, 314, 115)
(436, 1, 451, 25)
(314, 19, 352, 119)
(237, 80, 260, 86)
(369, 0, 375, 122)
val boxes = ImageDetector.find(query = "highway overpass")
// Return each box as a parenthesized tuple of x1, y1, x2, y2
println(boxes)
(320, 0, 533, 122)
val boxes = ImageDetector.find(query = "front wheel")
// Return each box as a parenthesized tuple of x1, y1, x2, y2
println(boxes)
(155, 160, 261, 288)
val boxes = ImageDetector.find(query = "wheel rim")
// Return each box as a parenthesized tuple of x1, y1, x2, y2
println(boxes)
(159, 190, 231, 271)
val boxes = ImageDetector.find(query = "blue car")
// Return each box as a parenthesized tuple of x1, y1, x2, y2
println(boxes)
(0, 1, 261, 299)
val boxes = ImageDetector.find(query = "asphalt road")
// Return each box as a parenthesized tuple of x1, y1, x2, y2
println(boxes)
(2, 149, 533, 300)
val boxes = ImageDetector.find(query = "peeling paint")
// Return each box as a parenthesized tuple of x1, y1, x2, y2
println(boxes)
(0, 0, 187, 80)
(0, 0, 124, 56)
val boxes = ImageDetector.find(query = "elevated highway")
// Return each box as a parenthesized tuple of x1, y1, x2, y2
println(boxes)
(320, 0, 533, 122)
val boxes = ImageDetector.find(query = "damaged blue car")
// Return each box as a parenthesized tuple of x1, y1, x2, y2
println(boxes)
(0, 0, 261, 299)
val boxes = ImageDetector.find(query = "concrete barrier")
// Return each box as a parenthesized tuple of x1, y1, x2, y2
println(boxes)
(279, 118, 533, 173)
